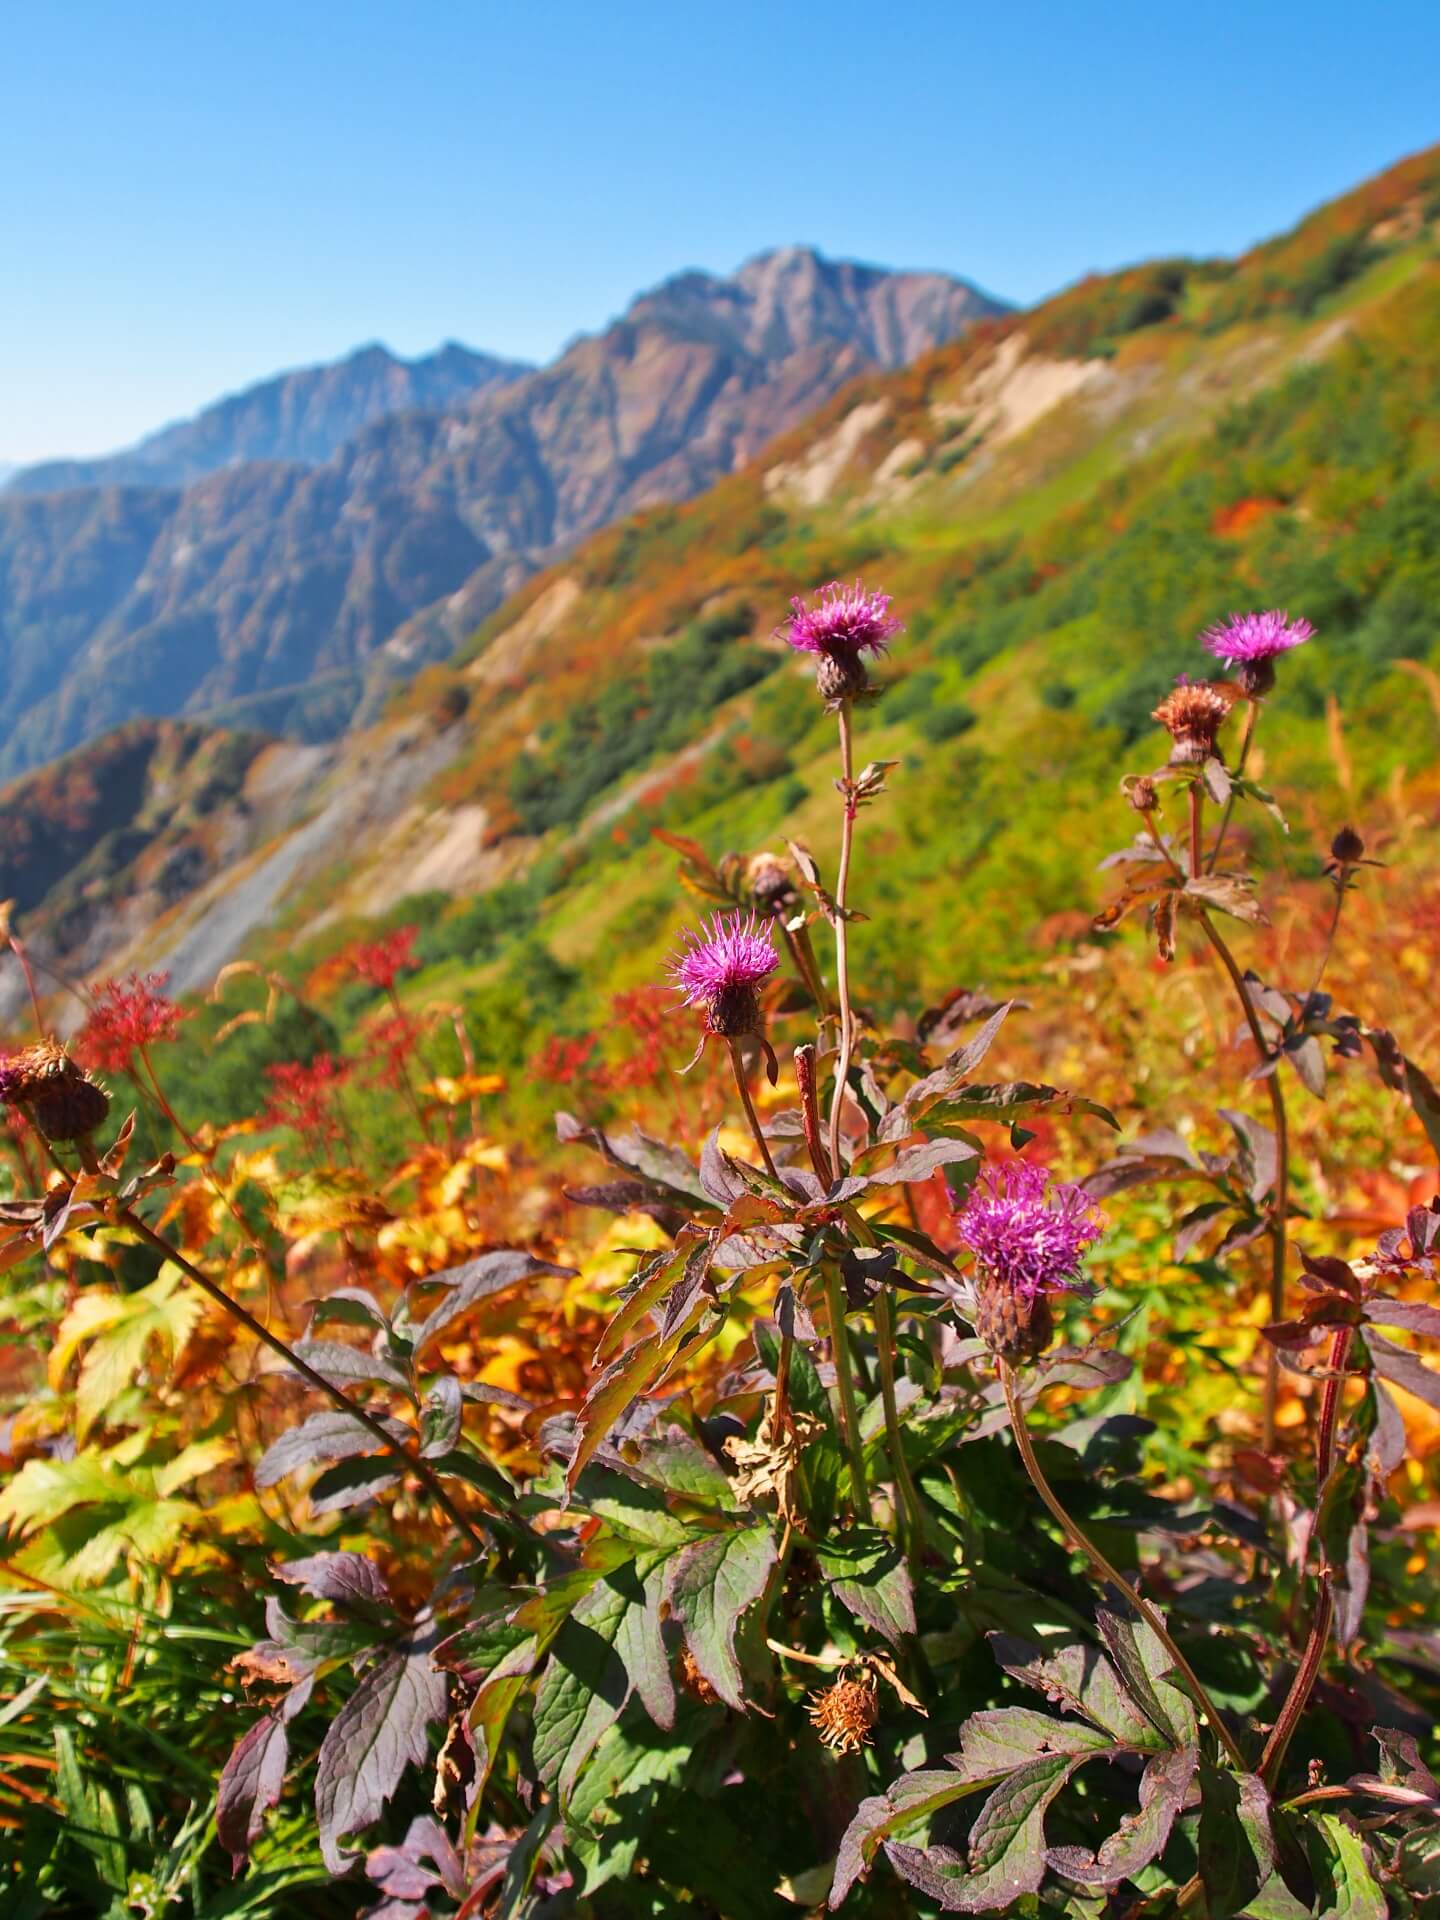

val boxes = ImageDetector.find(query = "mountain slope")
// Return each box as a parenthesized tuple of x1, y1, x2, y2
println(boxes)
(4, 342, 529, 494)
(5, 144, 1440, 1039)
(0, 250, 1005, 777)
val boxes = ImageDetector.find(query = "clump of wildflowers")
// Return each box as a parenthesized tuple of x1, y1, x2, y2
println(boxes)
(350, 925, 419, 993)
(956, 1161, 1104, 1363)
(668, 911, 779, 1039)
(263, 1054, 351, 1144)
(781, 579, 901, 705)
(1152, 677, 1236, 767)
(1202, 608, 1314, 696)
(75, 972, 189, 1075)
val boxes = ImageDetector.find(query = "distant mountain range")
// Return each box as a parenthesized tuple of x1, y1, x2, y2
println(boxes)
(2, 343, 531, 495)
(0, 249, 1005, 776)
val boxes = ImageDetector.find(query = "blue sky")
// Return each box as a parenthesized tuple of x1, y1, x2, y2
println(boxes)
(4, 0, 1437, 461)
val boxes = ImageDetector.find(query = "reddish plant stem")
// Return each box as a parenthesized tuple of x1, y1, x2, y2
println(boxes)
(1207, 699, 1259, 872)
(727, 1036, 791, 1439)
(827, 703, 859, 1183)
(1197, 913, 1290, 1450)
(1187, 784, 1204, 879)
(111, 1194, 490, 1556)
(385, 984, 434, 1146)
(1001, 1362, 1246, 1770)
(5, 931, 46, 1038)
(1259, 1326, 1352, 1785)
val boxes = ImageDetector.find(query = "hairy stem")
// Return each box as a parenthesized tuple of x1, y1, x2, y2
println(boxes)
(827, 703, 858, 1182)
(824, 1260, 869, 1515)
(1197, 913, 1290, 1449)
(1259, 1325, 1352, 1785)
(1001, 1362, 1246, 1770)
(117, 1202, 490, 1556)
(1207, 699, 1259, 872)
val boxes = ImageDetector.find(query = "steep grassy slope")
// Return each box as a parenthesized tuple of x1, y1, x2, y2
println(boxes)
(6, 144, 1440, 1070)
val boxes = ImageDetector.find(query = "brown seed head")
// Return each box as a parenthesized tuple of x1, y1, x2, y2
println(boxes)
(0, 1042, 111, 1142)
(1330, 825, 1366, 865)
(1152, 680, 1235, 765)
(1126, 775, 1159, 814)
(808, 1673, 879, 1754)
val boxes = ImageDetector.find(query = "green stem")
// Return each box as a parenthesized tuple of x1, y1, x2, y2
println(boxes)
(727, 1036, 792, 1440)
(1001, 1362, 1246, 1771)
(874, 1288, 924, 1566)
(827, 703, 858, 1181)
(824, 1261, 869, 1515)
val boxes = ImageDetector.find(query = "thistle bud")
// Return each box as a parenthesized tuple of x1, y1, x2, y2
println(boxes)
(0, 1042, 111, 1142)
(807, 1672, 879, 1754)
(1127, 775, 1159, 814)
(814, 647, 869, 706)
(1330, 825, 1365, 865)
(745, 851, 796, 917)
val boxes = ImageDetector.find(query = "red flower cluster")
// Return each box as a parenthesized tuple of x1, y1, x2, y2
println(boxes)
(594, 988, 686, 1090)
(363, 1009, 424, 1093)
(531, 1034, 597, 1086)
(74, 972, 189, 1074)
(263, 1054, 350, 1139)
(349, 925, 419, 992)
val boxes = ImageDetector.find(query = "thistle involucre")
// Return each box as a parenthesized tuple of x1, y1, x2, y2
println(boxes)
(957, 1161, 1103, 1364)
(781, 579, 901, 705)
(668, 911, 780, 1038)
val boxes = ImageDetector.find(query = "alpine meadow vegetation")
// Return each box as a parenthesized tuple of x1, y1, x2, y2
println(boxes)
(2, 574, 1440, 1920)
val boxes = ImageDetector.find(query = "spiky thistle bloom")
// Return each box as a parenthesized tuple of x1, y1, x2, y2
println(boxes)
(74, 972, 188, 1074)
(668, 911, 779, 1038)
(1202, 609, 1313, 695)
(956, 1161, 1104, 1363)
(1152, 677, 1236, 766)
(808, 1673, 879, 1754)
(781, 579, 901, 704)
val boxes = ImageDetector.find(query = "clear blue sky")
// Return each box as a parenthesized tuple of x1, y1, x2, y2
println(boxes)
(4, 0, 1437, 462)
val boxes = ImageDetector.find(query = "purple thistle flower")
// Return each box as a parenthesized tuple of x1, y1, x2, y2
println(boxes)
(782, 580, 901, 658)
(0, 1056, 26, 1106)
(1201, 609, 1314, 696)
(667, 911, 780, 1037)
(956, 1160, 1104, 1302)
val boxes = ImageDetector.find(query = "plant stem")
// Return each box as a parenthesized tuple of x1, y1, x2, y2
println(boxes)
(824, 1260, 869, 1515)
(827, 703, 858, 1182)
(873, 1287, 924, 1567)
(1188, 783, 1204, 880)
(1259, 1325, 1352, 1785)
(117, 1203, 491, 1557)
(1307, 882, 1348, 1002)
(782, 922, 830, 1014)
(1000, 1362, 1246, 1771)
(726, 1036, 792, 1437)
(1196, 913, 1290, 1449)
(1207, 700, 1259, 872)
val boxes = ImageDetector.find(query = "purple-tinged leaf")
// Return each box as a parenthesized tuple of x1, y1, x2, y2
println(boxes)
(1365, 1332, 1440, 1412)
(1367, 1382, 1409, 1481)
(556, 1111, 711, 1205)
(1286, 1033, 1327, 1097)
(291, 1339, 410, 1392)
(275, 1550, 392, 1612)
(1364, 1726, 1440, 1798)
(594, 1248, 686, 1364)
(255, 1409, 409, 1488)
(217, 1713, 290, 1871)
(1174, 1200, 1232, 1261)
(1218, 1108, 1277, 1204)
(1198, 1765, 1274, 1919)
(1095, 1608, 1197, 1746)
(699, 1128, 749, 1206)
(949, 1705, 1113, 1774)
(876, 1005, 1012, 1142)
(1047, 1743, 1198, 1888)
(887, 1751, 1079, 1912)
(852, 1135, 980, 1189)
(659, 1238, 718, 1343)
(1402, 1055, 1440, 1164)
(817, 1529, 916, 1646)
(989, 1634, 1160, 1749)
(419, 1374, 463, 1457)
(314, 1624, 447, 1873)
(566, 1336, 671, 1496)
(665, 1524, 776, 1711)
(309, 1287, 392, 1333)
(831, 1770, 987, 1909)
(307, 1455, 403, 1514)
(413, 1251, 572, 1357)
(1364, 1299, 1440, 1337)
(563, 1179, 689, 1224)
(773, 1282, 818, 1345)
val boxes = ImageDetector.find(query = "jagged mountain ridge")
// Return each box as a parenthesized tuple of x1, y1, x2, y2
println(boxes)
(0, 249, 1006, 777)
(4, 342, 530, 495)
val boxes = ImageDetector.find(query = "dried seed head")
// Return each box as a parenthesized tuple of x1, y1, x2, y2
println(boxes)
(1330, 825, 1366, 865)
(1152, 679, 1236, 765)
(0, 1042, 111, 1142)
(679, 1646, 722, 1706)
(808, 1673, 879, 1754)
(745, 851, 795, 916)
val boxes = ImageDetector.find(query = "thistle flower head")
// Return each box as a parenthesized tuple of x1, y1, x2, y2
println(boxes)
(0, 1040, 111, 1142)
(1152, 676, 1236, 765)
(75, 972, 188, 1074)
(807, 1673, 879, 1753)
(956, 1161, 1104, 1303)
(782, 580, 901, 659)
(667, 912, 779, 1038)
(1201, 609, 1313, 696)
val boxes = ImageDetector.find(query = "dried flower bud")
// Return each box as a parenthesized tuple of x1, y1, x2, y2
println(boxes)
(745, 851, 795, 916)
(1152, 679, 1236, 766)
(1330, 825, 1366, 865)
(0, 1041, 111, 1142)
(679, 1646, 722, 1706)
(808, 1673, 879, 1754)
(1127, 775, 1159, 813)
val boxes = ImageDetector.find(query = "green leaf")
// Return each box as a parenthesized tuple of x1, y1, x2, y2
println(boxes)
(1096, 1607, 1200, 1747)
(989, 1633, 1163, 1749)
(532, 1551, 675, 1804)
(1198, 1765, 1274, 1919)
(887, 1751, 1079, 1912)
(817, 1529, 916, 1646)
(1305, 1812, 1388, 1920)
(832, 1770, 981, 1907)
(664, 1524, 776, 1711)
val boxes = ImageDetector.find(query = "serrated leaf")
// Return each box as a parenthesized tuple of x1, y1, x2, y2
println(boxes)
(817, 1529, 916, 1646)
(1047, 1744, 1197, 1887)
(887, 1751, 1078, 1912)
(255, 1409, 408, 1488)
(291, 1339, 410, 1392)
(877, 1006, 1012, 1142)
(413, 1250, 572, 1357)
(217, 1713, 290, 1870)
(314, 1624, 446, 1872)
(567, 1336, 671, 1494)
(1095, 1608, 1198, 1746)
(989, 1634, 1164, 1749)
(831, 1770, 986, 1907)
(1305, 1812, 1387, 1919)
(274, 1550, 392, 1612)
(664, 1524, 776, 1711)
(556, 1112, 711, 1206)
